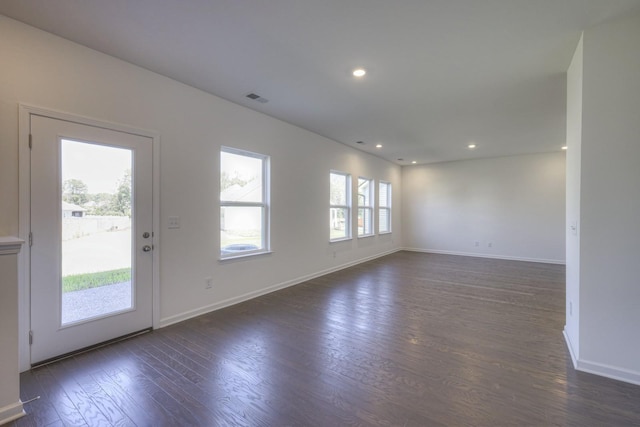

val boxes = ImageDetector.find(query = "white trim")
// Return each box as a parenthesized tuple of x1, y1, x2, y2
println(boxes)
(565, 326, 640, 386)
(329, 237, 353, 244)
(403, 247, 566, 265)
(0, 237, 24, 255)
(573, 359, 640, 387)
(18, 105, 31, 372)
(17, 104, 161, 371)
(159, 248, 401, 328)
(563, 327, 578, 368)
(152, 132, 161, 330)
(218, 250, 273, 262)
(0, 401, 26, 425)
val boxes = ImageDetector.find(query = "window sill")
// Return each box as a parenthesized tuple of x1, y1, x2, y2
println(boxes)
(357, 234, 375, 239)
(329, 237, 352, 244)
(219, 250, 273, 262)
(378, 231, 392, 235)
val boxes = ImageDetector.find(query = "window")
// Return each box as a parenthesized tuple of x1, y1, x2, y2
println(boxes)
(379, 181, 392, 233)
(220, 147, 269, 258)
(330, 171, 351, 241)
(357, 177, 374, 237)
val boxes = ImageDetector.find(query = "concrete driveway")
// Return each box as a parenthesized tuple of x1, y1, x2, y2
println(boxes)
(62, 228, 132, 276)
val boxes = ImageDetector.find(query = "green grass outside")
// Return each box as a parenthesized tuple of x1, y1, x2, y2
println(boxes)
(62, 267, 131, 293)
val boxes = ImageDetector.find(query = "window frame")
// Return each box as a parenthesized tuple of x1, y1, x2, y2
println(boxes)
(329, 170, 352, 242)
(357, 176, 375, 238)
(220, 146, 270, 259)
(378, 180, 392, 234)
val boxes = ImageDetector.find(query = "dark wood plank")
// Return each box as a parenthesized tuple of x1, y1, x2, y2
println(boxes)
(10, 252, 640, 426)
(29, 366, 88, 426)
(13, 370, 61, 427)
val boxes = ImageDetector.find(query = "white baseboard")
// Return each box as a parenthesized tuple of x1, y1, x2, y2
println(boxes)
(0, 401, 25, 425)
(575, 359, 640, 386)
(564, 326, 640, 386)
(158, 248, 401, 328)
(403, 247, 566, 265)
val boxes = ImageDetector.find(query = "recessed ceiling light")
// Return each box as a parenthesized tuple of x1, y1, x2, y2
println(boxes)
(375, 144, 382, 148)
(411, 160, 417, 164)
(468, 143, 477, 149)
(561, 146, 568, 150)
(352, 68, 366, 77)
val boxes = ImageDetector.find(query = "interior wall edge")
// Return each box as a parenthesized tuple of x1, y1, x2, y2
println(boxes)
(563, 327, 579, 368)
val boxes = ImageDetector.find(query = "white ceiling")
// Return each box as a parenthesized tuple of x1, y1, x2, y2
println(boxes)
(2, 0, 640, 165)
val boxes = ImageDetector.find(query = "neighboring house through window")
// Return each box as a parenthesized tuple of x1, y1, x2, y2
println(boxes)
(330, 171, 351, 241)
(220, 147, 269, 258)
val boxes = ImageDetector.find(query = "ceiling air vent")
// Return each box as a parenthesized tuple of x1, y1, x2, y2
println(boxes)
(245, 93, 269, 103)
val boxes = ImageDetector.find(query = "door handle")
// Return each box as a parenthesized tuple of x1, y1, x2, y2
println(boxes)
(142, 245, 152, 252)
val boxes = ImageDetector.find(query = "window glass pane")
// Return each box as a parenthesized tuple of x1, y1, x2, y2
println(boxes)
(379, 208, 390, 233)
(221, 206, 263, 253)
(379, 182, 389, 207)
(358, 208, 373, 236)
(330, 207, 348, 240)
(221, 151, 263, 203)
(357, 177, 373, 236)
(358, 178, 373, 207)
(330, 173, 347, 205)
(379, 181, 391, 233)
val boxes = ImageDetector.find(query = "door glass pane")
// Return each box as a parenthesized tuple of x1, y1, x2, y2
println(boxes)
(61, 139, 133, 325)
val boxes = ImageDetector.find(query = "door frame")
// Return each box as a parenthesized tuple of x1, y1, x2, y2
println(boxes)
(18, 104, 161, 372)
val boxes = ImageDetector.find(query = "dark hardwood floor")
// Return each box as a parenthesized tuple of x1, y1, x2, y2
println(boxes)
(10, 252, 640, 426)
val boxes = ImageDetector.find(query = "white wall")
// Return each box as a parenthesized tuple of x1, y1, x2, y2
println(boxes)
(574, 11, 640, 383)
(0, 16, 402, 365)
(402, 152, 566, 263)
(0, 239, 25, 424)
(564, 34, 583, 362)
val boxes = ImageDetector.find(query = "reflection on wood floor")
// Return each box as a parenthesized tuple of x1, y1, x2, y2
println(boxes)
(11, 252, 640, 426)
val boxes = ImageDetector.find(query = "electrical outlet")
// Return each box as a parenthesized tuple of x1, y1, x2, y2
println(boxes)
(474, 241, 480, 247)
(569, 301, 572, 316)
(205, 277, 213, 289)
(487, 242, 493, 248)
(168, 216, 180, 229)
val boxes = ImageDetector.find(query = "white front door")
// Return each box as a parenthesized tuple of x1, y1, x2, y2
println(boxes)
(29, 114, 154, 365)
